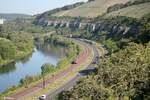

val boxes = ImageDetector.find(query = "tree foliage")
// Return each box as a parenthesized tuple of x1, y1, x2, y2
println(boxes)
(0, 38, 16, 62)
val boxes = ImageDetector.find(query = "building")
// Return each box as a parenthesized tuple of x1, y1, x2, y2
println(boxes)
(0, 18, 4, 24)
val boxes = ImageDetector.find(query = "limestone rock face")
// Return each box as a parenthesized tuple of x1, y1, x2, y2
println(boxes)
(34, 18, 139, 37)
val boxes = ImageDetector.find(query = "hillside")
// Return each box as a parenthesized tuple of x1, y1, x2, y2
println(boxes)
(104, 2, 150, 18)
(52, 0, 130, 18)
(36, 2, 85, 19)
(0, 13, 32, 21)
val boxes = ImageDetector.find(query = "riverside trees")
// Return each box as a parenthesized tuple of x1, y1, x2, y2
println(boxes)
(0, 38, 16, 64)
(0, 33, 33, 66)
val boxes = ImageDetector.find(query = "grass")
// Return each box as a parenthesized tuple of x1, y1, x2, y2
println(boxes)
(104, 2, 150, 19)
(52, 0, 130, 18)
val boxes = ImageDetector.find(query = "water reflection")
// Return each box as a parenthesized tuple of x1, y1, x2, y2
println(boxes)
(35, 42, 66, 58)
(0, 62, 16, 75)
(18, 54, 33, 64)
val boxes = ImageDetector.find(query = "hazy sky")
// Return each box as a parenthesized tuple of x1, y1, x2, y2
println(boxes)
(0, 0, 88, 15)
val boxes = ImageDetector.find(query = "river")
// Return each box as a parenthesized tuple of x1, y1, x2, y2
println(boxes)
(0, 42, 66, 93)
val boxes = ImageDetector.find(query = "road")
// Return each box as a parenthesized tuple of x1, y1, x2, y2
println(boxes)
(45, 38, 99, 100)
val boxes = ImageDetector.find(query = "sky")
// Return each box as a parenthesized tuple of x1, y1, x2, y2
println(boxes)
(0, 0, 88, 15)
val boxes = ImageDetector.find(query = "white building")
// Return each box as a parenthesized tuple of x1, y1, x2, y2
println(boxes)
(0, 18, 4, 24)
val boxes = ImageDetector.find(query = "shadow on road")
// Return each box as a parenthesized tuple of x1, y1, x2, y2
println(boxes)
(78, 68, 97, 76)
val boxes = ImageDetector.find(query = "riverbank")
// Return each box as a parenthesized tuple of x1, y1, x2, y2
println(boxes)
(0, 36, 34, 67)
(0, 49, 33, 67)
(0, 35, 81, 99)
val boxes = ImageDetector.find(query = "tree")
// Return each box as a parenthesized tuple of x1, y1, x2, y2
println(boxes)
(103, 39, 118, 54)
(41, 64, 47, 89)
(41, 63, 55, 88)
(0, 38, 16, 60)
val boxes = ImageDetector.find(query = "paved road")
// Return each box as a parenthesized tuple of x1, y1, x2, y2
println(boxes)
(46, 38, 99, 100)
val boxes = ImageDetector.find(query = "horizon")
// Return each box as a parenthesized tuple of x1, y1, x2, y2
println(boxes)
(0, 0, 88, 15)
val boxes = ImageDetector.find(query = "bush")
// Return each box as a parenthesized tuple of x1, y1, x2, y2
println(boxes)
(19, 75, 41, 87)
(41, 63, 55, 74)
(103, 39, 119, 54)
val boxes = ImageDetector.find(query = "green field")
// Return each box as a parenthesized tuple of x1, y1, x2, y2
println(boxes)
(52, 0, 130, 18)
(104, 2, 150, 18)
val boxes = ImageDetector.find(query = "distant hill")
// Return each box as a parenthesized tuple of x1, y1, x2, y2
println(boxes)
(37, 0, 150, 19)
(0, 13, 32, 21)
(36, 2, 85, 19)
(52, 0, 130, 18)
(35, 0, 150, 20)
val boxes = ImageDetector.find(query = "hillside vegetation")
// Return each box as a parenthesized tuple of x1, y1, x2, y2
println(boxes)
(52, 0, 130, 18)
(104, 2, 150, 18)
